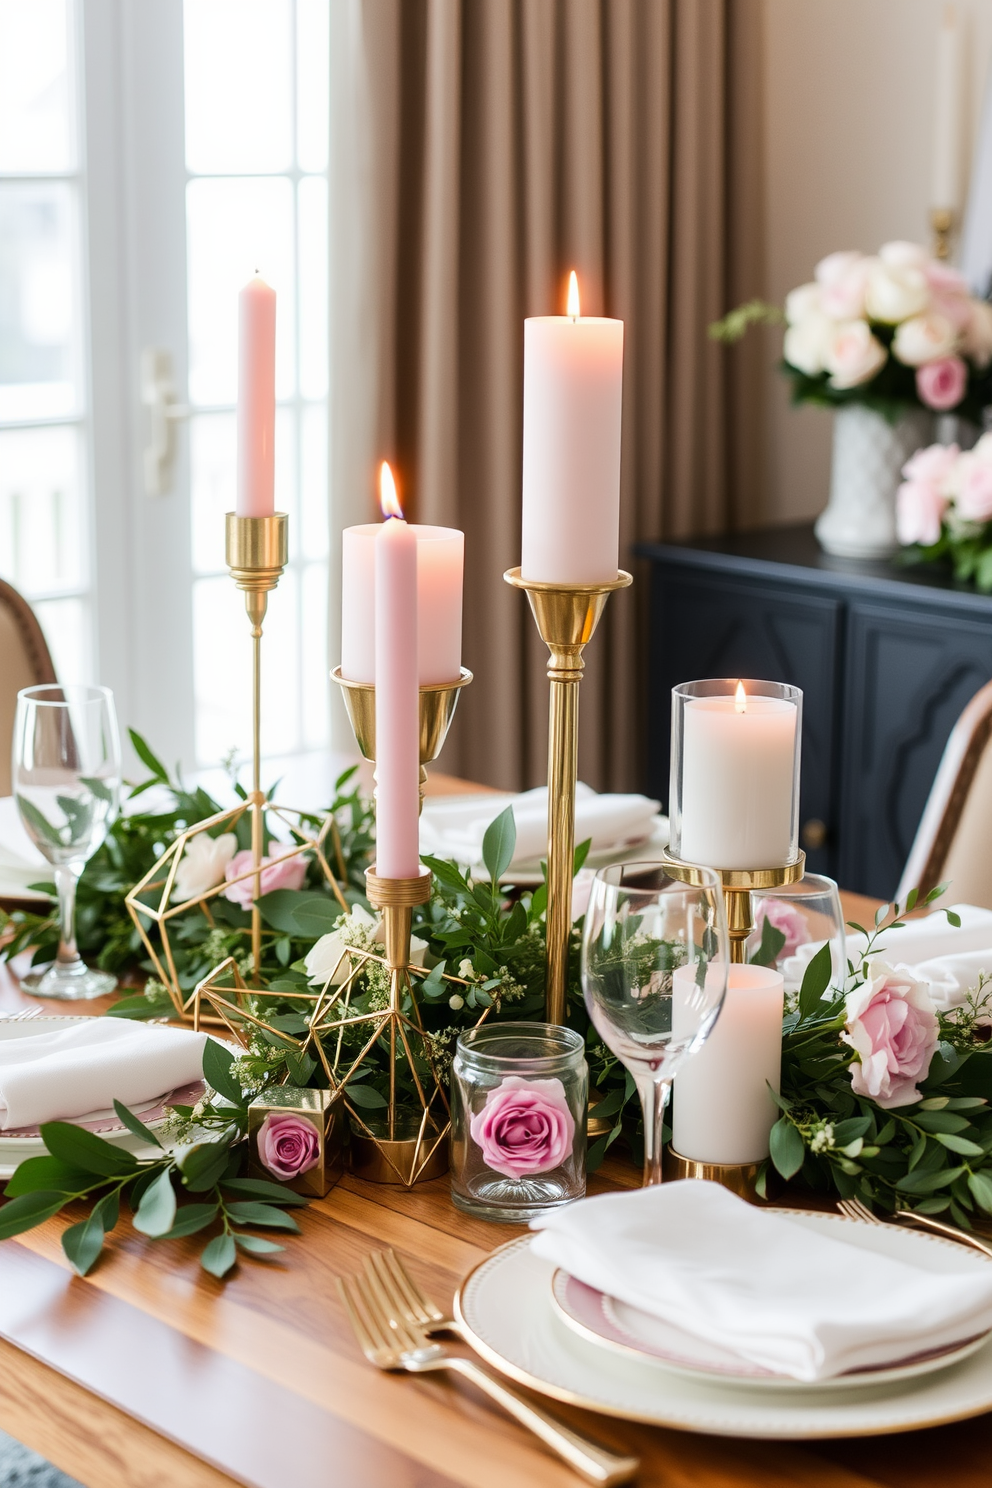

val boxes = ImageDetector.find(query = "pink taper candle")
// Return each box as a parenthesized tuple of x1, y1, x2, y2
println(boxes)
(374, 463, 421, 878)
(236, 275, 276, 517)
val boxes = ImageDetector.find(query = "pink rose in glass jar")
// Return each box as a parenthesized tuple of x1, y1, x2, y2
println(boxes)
(223, 849, 308, 907)
(470, 1075, 575, 1180)
(256, 1111, 320, 1180)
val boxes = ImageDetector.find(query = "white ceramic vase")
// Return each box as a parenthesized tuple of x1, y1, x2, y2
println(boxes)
(815, 405, 933, 560)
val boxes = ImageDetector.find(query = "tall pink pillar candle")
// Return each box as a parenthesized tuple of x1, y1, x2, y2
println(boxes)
(374, 516, 421, 877)
(236, 275, 276, 517)
(521, 276, 623, 583)
(341, 524, 463, 684)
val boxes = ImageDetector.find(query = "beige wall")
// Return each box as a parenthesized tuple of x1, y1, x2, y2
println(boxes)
(761, 0, 992, 525)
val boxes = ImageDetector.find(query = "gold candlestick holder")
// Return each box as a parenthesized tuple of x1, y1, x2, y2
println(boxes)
(330, 667, 472, 807)
(661, 849, 806, 963)
(504, 567, 632, 1024)
(930, 206, 954, 261)
(126, 512, 350, 1021)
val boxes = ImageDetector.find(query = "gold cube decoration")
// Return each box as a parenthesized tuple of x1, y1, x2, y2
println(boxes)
(248, 1085, 346, 1197)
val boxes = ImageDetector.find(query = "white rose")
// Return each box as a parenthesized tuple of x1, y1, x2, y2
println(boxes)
(864, 261, 930, 324)
(784, 282, 821, 324)
(879, 240, 929, 269)
(172, 831, 237, 902)
(891, 311, 958, 367)
(784, 312, 833, 375)
(304, 904, 428, 987)
(962, 300, 992, 369)
(822, 320, 887, 389)
(814, 250, 864, 286)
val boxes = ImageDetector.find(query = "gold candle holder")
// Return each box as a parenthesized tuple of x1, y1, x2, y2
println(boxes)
(330, 666, 473, 808)
(930, 206, 954, 261)
(661, 849, 806, 963)
(504, 567, 632, 1025)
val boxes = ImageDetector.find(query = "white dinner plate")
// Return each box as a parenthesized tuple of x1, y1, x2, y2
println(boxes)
(455, 1223, 992, 1439)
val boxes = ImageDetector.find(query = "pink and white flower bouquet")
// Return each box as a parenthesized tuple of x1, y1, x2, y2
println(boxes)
(896, 435, 992, 590)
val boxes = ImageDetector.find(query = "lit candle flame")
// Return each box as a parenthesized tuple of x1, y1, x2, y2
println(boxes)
(379, 461, 403, 519)
(735, 681, 747, 714)
(567, 270, 580, 319)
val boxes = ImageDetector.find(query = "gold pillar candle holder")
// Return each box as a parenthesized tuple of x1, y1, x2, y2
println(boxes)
(662, 850, 806, 963)
(663, 1146, 773, 1202)
(330, 666, 473, 808)
(504, 567, 632, 1024)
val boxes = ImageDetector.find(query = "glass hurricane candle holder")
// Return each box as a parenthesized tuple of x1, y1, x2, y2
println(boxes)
(669, 678, 802, 870)
(746, 872, 846, 998)
(450, 1022, 587, 1222)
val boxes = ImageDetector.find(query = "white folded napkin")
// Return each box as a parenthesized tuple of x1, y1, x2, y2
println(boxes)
(419, 784, 663, 871)
(0, 1019, 207, 1130)
(530, 1181, 992, 1381)
(785, 903, 992, 1013)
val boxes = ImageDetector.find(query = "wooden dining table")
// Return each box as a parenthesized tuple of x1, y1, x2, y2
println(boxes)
(0, 804, 988, 1488)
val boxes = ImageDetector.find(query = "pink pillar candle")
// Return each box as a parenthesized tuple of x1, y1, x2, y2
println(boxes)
(374, 514, 421, 878)
(236, 276, 276, 518)
(341, 524, 463, 684)
(521, 274, 623, 583)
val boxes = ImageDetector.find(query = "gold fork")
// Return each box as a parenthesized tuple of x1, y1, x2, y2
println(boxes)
(337, 1266, 640, 1485)
(366, 1248, 461, 1337)
(837, 1195, 992, 1259)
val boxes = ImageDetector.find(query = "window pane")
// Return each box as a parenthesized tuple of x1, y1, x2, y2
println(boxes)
(0, 181, 79, 420)
(193, 570, 301, 765)
(301, 561, 328, 749)
(33, 597, 91, 684)
(190, 407, 297, 575)
(186, 176, 295, 407)
(0, 424, 85, 598)
(297, 0, 329, 173)
(298, 176, 328, 400)
(184, 0, 292, 175)
(300, 403, 327, 559)
(0, 0, 73, 173)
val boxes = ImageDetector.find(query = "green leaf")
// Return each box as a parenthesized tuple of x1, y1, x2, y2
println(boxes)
(946, 909, 962, 928)
(0, 1191, 67, 1239)
(769, 1117, 805, 1179)
(128, 728, 169, 781)
(94, 1189, 120, 1232)
(346, 1083, 387, 1109)
(896, 1164, 967, 1195)
(61, 1210, 106, 1276)
(420, 855, 469, 893)
(112, 1099, 163, 1149)
(132, 1169, 177, 1237)
(934, 1132, 985, 1156)
(5, 1156, 93, 1197)
(797, 942, 833, 1019)
(749, 915, 786, 968)
(234, 1233, 285, 1255)
(202, 1038, 244, 1106)
(968, 1171, 992, 1214)
(16, 796, 64, 849)
(200, 1232, 237, 1278)
(904, 886, 919, 912)
(573, 838, 591, 876)
(79, 775, 114, 804)
(256, 890, 342, 936)
(220, 1177, 309, 1206)
(162, 1203, 219, 1239)
(225, 1201, 301, 1232)
(482, 806, 516, 882)
(914, 1111, 972, 1134)
(40, 1122, 140, 1177)
(285, 1050, 316, 1086)
(181, 1141, 236, 1193)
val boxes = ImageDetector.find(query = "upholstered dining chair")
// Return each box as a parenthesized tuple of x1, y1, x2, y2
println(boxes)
(0, 579, 57, 796)
(897, 678, 992, 911)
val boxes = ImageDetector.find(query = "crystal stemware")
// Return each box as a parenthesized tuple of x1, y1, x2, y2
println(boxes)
(12, 685, 122, 999)
(747, 873, 846, 996)
(580, 863, 729, 1186)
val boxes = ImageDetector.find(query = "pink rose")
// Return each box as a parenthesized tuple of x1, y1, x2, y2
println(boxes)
(256, 1112, 320, 1179)
(901, 442, 959, 487)
(753, 898, 811, 960)
(916, 355, 967, 411)
(223, 848, 308, 907)
(896, 481, 947, 546)
(842, 963, 939, 1109)
(955, 452, 992, 522)
(469, 1075, 575, 1180)
(822, 320, 887, 389)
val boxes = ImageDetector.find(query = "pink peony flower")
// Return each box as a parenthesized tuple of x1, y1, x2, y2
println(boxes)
(469, 1075, 575, 1180)
(223, 848, 308, 907)
(842, 963, 939, 1109)
(256, 1112, 320, 1180)
(753, 898, 811, 960)
(901, 442, 959, 487)
(955, 451, 992, 523)
(916, 355, 967, 411)
(896, 481, 948, 546)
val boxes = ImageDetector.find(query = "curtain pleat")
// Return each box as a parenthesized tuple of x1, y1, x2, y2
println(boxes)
(330, 0, 766, 792)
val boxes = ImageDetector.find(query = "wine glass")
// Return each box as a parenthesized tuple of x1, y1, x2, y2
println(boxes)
(581, 863, 729, 1186)
(12, 685, 122, 999)
(747, 873, 846, 996)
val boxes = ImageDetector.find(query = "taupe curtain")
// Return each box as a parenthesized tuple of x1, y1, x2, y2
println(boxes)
(329, 0, 766, 794)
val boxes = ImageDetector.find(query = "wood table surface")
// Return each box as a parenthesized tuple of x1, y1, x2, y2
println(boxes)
(2, 876, 989, 1488)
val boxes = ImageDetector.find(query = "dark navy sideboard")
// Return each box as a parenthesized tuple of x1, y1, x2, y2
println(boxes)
(636, 525, 992, 900)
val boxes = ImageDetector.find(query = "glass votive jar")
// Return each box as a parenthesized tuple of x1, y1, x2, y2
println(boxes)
(747, 872, 846, 998)
(450, 1022, 587, 1222)
(669, 678, 803, 870)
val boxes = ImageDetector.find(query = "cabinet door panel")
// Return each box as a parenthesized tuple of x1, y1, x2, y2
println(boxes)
(646, 570, 841, 875)
(840, 603, 992, 898)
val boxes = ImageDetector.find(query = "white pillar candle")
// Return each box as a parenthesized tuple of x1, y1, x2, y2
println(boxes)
(374, 467, 421, 879)
(521, 272, 623, 584)
(932, 5, 962, 212)
(680, 686, 798, 868)
(236, 276, 276, 517)
(672, 963, 785, 1164)
(341, 525, 463, 684)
